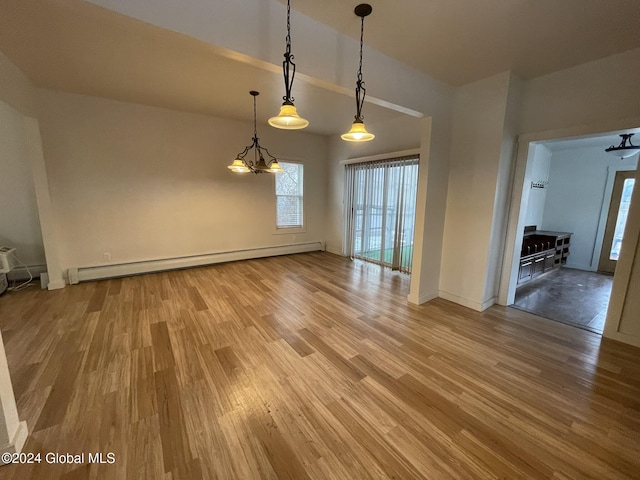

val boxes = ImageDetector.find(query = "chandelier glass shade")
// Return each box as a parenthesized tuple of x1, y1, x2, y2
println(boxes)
(268, 0, 309, 130)
(342, 4, 374, 143)
(228, 91, 283, 174)
(605, 133, 640, 159)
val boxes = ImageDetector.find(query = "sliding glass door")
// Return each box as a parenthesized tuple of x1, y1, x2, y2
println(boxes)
(343, 156, 419, 273)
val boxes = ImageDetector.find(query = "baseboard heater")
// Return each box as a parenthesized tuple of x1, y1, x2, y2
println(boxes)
(67, 241, 325, 284)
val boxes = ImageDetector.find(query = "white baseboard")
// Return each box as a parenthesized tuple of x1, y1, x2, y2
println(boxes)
(407, 290, 438, 305)
(603, 330, 640, 348)
(68, 242, 325, 284)
(438, 291, 494, 312)
(325, 246, 343, 256)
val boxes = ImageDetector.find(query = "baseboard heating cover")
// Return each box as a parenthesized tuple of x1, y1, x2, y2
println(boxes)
(68, 241, 325, 284)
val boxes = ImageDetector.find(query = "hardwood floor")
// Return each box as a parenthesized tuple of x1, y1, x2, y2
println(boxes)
(1, 252, 639, 479)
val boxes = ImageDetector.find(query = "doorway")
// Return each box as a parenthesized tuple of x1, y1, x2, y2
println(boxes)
(502, 129, 639, 335)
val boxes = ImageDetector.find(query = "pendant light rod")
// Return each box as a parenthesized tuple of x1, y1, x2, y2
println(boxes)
(353, 3, 372, 122)
(269, 0, 309, 129)
(281, 0, 295, 105)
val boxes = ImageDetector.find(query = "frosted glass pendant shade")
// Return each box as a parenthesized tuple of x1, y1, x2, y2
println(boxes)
(228, 159, 250, 173)
(268, 104, 309, 130)
(341, 120, 375, 142)
(269, 160, 284, 173)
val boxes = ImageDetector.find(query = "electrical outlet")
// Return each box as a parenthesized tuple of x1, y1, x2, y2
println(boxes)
(103, 252, 111, 263)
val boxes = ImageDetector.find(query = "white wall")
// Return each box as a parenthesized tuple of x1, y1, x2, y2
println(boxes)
(36, 90, 328, 271)
(520, 48, 640, 134)
(482, 73, 523, 304)
(0, 101, 46, 268)
(439, 72, 515, 311)
(619, 231, 640, 337)
(0, 52, 37, 117)
(523, 144, 551, 227)
(541, 147, 638, 271)
(0, 52, 46, 271)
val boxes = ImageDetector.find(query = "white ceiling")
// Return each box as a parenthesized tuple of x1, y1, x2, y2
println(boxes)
(0, 0, 407, 135)
(287, 0, 640, 86)
(0, 0, 638, 136)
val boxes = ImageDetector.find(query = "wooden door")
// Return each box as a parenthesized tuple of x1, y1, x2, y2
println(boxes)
(598, 170, 636, 273)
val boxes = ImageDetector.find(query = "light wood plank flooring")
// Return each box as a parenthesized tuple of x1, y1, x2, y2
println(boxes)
(1, 252, 639, 479)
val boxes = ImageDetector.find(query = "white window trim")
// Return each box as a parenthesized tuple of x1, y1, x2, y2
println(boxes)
(273, 159, 306, 235)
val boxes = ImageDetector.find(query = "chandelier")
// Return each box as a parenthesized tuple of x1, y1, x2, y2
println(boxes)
(268, 0, 309, 130)
(342, 4, 375, 142)
(605, 133, 640, 159)
(228, 91, 283, 174)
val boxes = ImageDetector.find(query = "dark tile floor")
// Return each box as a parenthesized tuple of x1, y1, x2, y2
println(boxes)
(513, 267, 613, 334)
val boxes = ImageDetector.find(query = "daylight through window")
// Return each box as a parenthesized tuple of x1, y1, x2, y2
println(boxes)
(276, 162, 304, 229)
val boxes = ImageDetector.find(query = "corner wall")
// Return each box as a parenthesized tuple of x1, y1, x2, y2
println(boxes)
(0, 101, 45, 268)
(36, 89, 328, 272)
(523, 144, 551, 227)
(439, 72, 517, 310)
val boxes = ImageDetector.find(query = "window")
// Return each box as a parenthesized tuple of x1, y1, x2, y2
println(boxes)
(343, 155, 419, 273)
(609, 178, 635, 261)
(275, 162, 304, 229)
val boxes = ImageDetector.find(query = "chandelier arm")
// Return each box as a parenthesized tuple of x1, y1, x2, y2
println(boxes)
(235, 144, 253, 161)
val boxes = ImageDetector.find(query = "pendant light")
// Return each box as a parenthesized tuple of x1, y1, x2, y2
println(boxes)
(268, 0, 309, 130)
(342, 4, 375, 142)
(228, 91, 283, 174)
(605, 133, 640, 159)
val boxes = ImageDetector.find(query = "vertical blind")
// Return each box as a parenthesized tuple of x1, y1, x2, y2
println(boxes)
(343, 155, 419, 273)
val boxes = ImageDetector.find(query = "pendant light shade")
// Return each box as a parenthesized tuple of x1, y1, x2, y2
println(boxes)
(341, 120, 375, 142)
(605, 133, 640, 159)
(227, 91, 283, 174)
(342, 4, 374, 143)
(269, 0, 308, 130)
(269, 104, 309, 130)
(227, 158, 250, 173)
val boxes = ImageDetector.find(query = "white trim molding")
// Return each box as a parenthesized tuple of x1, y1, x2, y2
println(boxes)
(438, 291, 496, 312)
(67, 242, 325, 284)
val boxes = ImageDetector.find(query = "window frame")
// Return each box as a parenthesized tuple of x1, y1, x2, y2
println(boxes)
(273, 160, 306, 234)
